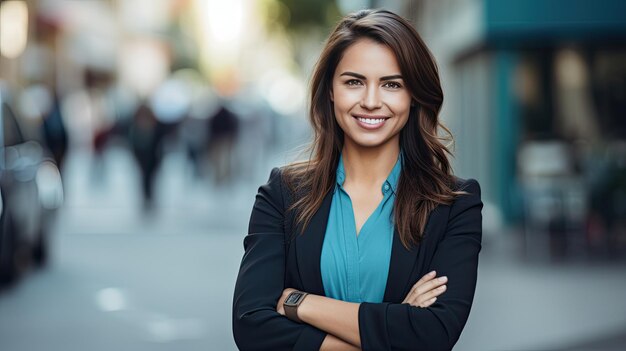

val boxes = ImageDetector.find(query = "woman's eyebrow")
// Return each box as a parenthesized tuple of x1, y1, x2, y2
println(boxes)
(339, 71, 403, 81)
(380, 74, 403, 81)
(339, 71, 366, 79)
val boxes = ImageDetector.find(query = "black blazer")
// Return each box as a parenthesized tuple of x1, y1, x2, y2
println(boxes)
(232, 167, 483, 351)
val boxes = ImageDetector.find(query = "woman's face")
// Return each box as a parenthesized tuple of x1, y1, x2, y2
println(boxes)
(331, 38, 412, 150)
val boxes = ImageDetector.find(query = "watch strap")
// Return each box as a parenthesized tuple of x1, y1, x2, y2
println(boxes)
(284, 291, 308, 323)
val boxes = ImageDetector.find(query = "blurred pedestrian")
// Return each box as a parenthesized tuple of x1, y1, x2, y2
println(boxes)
(41, 91, 68, 173)
(208, 103, 239, 185)
(129, 102, 163, 211)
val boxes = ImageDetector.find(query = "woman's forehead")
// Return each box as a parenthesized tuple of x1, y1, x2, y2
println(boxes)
(335, 39, 402, 78)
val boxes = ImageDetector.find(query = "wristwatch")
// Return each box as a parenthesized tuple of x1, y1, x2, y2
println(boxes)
(283, 291, 309, 323)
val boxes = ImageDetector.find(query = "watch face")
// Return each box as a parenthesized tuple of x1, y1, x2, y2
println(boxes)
(285, 292, 304, 305)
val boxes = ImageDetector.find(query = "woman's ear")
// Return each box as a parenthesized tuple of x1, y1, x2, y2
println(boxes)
(330, 88, 334, 102)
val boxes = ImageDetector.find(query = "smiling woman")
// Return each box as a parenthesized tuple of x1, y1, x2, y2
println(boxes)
(233, 9, 483, 351)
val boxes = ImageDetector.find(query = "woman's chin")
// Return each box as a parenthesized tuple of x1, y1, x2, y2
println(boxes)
(345, 135, 397, 149)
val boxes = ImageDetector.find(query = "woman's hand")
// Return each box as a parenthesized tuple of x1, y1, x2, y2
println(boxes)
(276, 288, 298, 316)
(402, 270, 448, 308)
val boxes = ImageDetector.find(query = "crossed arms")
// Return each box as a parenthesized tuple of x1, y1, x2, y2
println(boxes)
(232, 168, 482, 350)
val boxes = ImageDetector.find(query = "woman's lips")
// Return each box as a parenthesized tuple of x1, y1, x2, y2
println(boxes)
(353, 115, 388, 130)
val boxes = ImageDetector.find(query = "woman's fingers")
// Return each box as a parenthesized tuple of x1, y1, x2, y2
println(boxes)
(402, 273, 449, 306)
(407, 275, 447, 298)
(421, 297, 437, 308)
(419, 284, 447, 303)
(406, 284, 446, 307)
(417, 276, 447, 295)
(402, 271, 437, 303)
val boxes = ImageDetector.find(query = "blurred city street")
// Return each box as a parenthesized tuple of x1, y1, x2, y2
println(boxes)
(1, 146, 625, 351)
(1, 0, 626, 350)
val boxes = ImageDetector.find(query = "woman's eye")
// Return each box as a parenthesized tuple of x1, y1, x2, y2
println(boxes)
(346, 79, 362, 86)
(383, 81, 402, 89)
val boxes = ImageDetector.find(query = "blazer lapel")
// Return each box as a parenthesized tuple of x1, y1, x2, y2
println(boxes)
(382, 227, 420, 303)
(382, 204, 445, 303)
(295, 190, 333, 296)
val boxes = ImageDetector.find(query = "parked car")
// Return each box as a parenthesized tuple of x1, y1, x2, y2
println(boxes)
(0, 84, 64, 286)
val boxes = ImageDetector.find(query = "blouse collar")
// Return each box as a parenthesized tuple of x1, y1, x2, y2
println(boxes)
(336, 151, 402, 195)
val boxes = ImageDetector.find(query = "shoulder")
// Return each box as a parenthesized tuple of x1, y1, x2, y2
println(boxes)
(267, 166, 283, 183)
(260, 166, 299, 205)
(261, 167, 285, 196)
(452, 176, 481, 197)
(265, 166, 292, 193)
(253, 167, 286, 211)
(270, 164, 310, 198)
(449, 176, 482, 218)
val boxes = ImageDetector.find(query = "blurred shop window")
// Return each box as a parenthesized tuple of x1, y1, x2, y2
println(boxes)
(591, 50, 626, 138)
(515, 46, 626, 260)
(554, 48, 601, 143)
(517, 140, 587, 261)
(515, 51, 558, 140)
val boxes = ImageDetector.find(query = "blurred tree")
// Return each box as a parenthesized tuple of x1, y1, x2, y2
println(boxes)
(276, 0, 340, 30)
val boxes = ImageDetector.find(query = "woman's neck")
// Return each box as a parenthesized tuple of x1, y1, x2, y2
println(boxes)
(341, 140, 400, 189)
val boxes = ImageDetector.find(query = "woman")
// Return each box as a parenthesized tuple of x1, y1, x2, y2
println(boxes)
(233, 9, 482, 351)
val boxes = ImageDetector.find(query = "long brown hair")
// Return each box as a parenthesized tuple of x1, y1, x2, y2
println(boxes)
(282, 9, 464, 249)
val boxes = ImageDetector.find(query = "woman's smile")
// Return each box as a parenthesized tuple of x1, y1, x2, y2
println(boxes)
(353, 115, 390, 130)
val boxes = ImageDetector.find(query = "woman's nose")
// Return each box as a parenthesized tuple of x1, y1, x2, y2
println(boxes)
(360, 86, 382, 110)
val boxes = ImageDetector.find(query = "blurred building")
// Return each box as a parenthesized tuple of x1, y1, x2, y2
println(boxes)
(393, 0, 626, 260)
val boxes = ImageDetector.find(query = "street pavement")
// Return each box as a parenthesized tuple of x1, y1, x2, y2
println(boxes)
(1, 147, 625, 351)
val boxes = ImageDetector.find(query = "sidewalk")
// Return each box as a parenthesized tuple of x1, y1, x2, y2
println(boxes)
(457, 227, 626, 350)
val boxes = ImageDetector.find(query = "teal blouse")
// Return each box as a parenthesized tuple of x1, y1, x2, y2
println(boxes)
(320, 152, 402, 303)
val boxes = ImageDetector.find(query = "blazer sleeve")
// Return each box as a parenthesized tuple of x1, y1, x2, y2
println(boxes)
(358, 178, 483, 351)
(232, 167, 327, 351)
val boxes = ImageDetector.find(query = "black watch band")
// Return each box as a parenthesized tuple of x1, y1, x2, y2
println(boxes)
(283, 291, 308, 323)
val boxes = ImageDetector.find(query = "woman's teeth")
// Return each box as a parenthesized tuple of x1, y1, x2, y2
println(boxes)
(357, 117, 385, 125)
